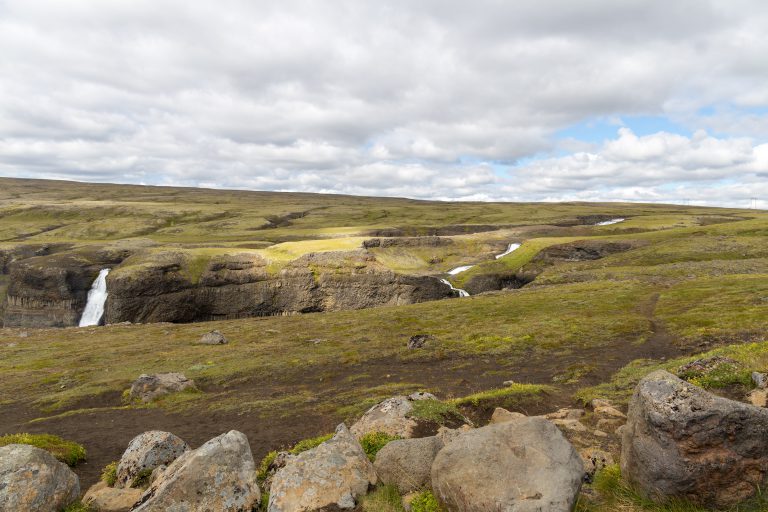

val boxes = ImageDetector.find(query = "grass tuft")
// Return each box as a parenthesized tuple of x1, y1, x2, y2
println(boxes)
(0, 433, 86, 467)
(411, 490, 444, 512)
(359, 431, 401, 462)
(101, 460, 118, 486)
(407, 400, 463, 425)
(451, 383, 554, 409)
(362, 485, 405, 512)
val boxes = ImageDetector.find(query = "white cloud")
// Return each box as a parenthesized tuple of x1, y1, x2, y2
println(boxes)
(0, 0, 767, 206)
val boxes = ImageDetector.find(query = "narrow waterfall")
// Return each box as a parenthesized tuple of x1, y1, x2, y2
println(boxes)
(79, 269, 110, 327)
(595, 218, 625, 226)
(440, 278, 470, 297)
(495, 242, 521, 259)
(447, 265, 474, 275)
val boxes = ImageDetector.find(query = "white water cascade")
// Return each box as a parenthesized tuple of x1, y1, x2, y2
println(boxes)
(447, 265, 474, 275)
(440, 278, 469, 297)
(595, 218, 625, 226)
(78, 269, 110, 327)
(495, 242, 521, 259)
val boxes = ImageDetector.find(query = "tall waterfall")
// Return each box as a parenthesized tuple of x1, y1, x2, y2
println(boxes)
(79, 269, 110, 327)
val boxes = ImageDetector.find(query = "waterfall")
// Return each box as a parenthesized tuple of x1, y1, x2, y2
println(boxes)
(447, 265, 474, 275)
(595, 218, 625, 226)
(495, 242, 521, 259)
(79, 269, 110, 327)
(440, 278, 469, 297)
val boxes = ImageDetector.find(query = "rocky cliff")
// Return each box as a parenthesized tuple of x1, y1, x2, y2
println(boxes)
(104, 250, 452, 324)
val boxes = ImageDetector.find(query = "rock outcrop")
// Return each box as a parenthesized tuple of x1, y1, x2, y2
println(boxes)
(269, 423, 377, 512)
(374, 436, 443, 494)
(83, 481, 143, 512)
(431, 418, 584, 512)
(198, 330, 228, 345)
(115, 431, 189, 488)
(132, 430, 260, 512)
(350, 393, 438, 439)
(128, 373, 196, 403)
(104, 250, 453, 324)
(0, 443, 80, 512)
(621, 370, 768, 508)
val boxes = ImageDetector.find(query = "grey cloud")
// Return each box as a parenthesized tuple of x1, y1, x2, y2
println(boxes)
(0, 0, 767, 206)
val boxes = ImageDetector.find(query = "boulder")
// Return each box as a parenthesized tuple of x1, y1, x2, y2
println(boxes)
(350, 393, 437, 438)
(488, 407, 526, 424)
(115, 431, 189, 488)
(83, 481, 143, 512)
(199, 330, 228, 345)
(752, 371, 768, 389)
(269, 423, 377, 511)
(407, 334, 436, 349)
(544, 408, 585, 420)
(431, 418, 583, 511)
(621, 370, 768, 508)
(580, 447, 614, 482)
(128, 373, 196, 402)
(0, 444, 80, 512)
(374, 436, 443, 494)
(132, 430, 260, 512)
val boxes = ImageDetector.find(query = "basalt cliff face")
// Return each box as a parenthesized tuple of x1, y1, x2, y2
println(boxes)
(2, 248, 453, 327)
(105, 250, 452, 324)
(1, 246, 128, 328)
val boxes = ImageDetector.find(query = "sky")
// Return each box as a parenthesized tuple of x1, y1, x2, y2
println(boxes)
(1, 0, 767, 207)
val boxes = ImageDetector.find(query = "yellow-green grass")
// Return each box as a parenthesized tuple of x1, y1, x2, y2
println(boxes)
(577, 464, 768, 512)
(0, 433, 86, 466)
(451, 383, 555, 409)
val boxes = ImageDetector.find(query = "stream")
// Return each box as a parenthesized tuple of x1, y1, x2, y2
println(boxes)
(441, 242, 522, 297)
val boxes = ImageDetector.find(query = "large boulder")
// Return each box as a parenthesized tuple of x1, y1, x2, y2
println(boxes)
(115, 431, 189, 488)
(431, 418, 583, 512)
(83, 481, 143, 512)
(374, 436, 443, 494)
(350, 393, 437, 438)
(0, 444, 80, 512)
(269, 423, 377, 511)
(621, 370, 768, 508)
(128, 373, 196, 403)
(132, 430, 260, 512)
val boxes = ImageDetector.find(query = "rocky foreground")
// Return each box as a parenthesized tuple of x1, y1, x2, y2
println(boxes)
(2, 370, 768, 511)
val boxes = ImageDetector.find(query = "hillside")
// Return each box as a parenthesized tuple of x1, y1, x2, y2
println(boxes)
(1, 178, 768, 511)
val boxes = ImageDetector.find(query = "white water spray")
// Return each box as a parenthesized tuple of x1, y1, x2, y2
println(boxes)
(595, 218, 625, 226)
(79, 269, 110, 327)
(495, 242, 521, 259)
(440, 278, 469, 297)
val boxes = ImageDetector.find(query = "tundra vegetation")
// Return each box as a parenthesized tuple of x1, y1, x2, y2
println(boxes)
(1, 177, 768, 510)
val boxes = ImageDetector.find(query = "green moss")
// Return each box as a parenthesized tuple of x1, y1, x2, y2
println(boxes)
(0, 433, 86, 467)
(101, 460, 118, 486)
(411, 490, 444, 512)
(62, 501, 94, 512)
(407, 399, 463, 425)
(679, 363, 753, 389)
(289, 433, 333, 454)
(359, 431, 401, 462)
(452, 383, 554, 409)
(131, 468, 154, 489)
(362, 485, 405, 512)
(257, 450, 278, 482)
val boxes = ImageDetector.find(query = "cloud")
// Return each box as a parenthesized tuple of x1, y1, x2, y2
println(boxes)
(0, 0, 767, 206)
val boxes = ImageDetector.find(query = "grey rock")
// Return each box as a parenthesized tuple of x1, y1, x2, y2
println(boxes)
(374, 436, 444, 494)
(129, 373, 196, 403)
(115, 431, 189, 488)
(752, 371, 767, 389)
(0, 444, 80, 512)
(407, 334, 435, 349)
(350, 394, 437, 439)
(269, 423, 376, 512)
(621, 370, 768, 508)
(83, 481, 143, 512)
(488, 407, 526, 424)
(132, 430, 260, 512)
(431, 418, 583, 512)
(199, 330, 228, 345)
